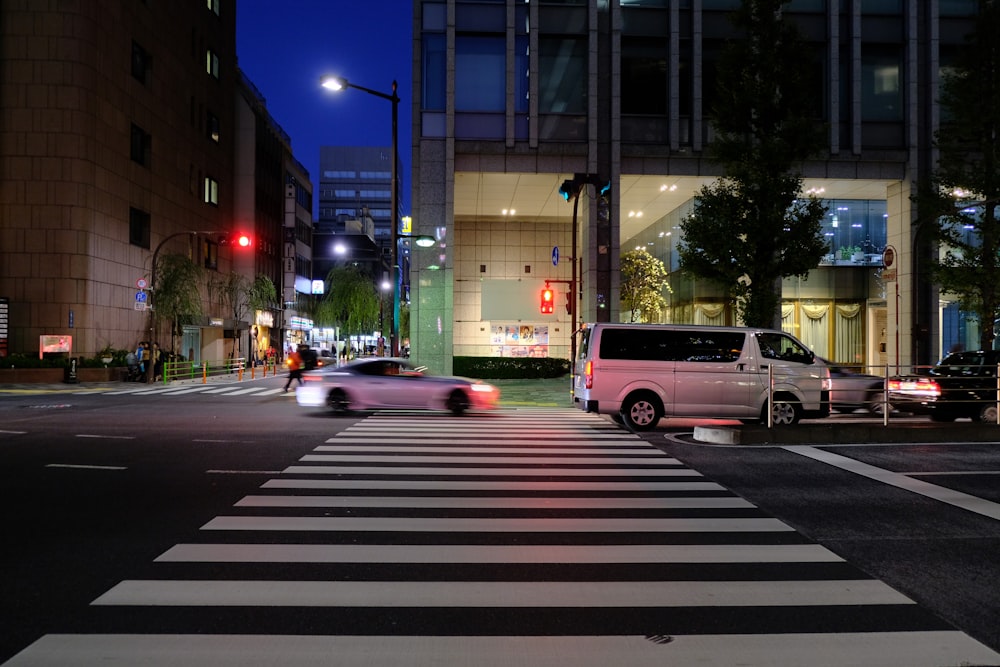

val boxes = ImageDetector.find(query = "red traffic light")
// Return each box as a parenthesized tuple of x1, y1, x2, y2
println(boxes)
(540, 288, 555, 314)
(220, 232, 253, 248)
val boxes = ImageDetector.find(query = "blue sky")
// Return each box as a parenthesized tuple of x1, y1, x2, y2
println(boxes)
(236, 0, 413, 214)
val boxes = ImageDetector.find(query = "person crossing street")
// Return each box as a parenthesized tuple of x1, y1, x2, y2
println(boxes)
(283, 345, 304, 392)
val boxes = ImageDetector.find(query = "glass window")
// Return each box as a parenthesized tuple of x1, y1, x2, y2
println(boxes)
(130, 124, 150, 166)
(206, 111, 220, 143)
(861, 0, 902, 13)
(621, 38, 668, 115)
(131, 41, 149, 83)
(206, 49, 219, 78)
(422, 34, 446, 111)
(423, 2, 446, 30)
(819, 199, 888, 265)
(129, 208, 150, 249)
(204, 177, 219, 205)
(515, 35, 529, 114)
(206, 0, 220, 15)
(455, 36, 505, 111)
(861, 46, 901, 121)
(539, 36, 587, 113)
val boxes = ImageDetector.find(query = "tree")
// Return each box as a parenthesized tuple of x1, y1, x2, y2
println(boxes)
(152, 253, 203, 354)
(677, 0, 829, 328)
(212, 272, 277, 358)
(620, 249, 670, 323)
(919, 0, 1000, 351)
(315, 265, 379, 353)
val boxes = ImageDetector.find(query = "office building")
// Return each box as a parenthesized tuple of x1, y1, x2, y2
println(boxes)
(409, 0, 979, 375)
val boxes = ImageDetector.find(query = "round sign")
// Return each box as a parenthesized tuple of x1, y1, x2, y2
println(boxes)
(137, 278, 148, 289)
(882, 246, 895, 269)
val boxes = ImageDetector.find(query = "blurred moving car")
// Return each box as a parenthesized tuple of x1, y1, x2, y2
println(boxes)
(821, 358, 889, 415)
(309, 348, 334, 368)
(888, 350, 1000, 422)
(296, 357, 500, 415)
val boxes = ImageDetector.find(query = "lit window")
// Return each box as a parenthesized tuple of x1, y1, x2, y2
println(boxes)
(204, 177, 219, 205)
(206, 49, 219, 78)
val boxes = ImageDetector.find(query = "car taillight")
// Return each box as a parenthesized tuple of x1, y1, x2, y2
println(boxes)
(889, 377, 941, 398)
(584, 360, 593, 389)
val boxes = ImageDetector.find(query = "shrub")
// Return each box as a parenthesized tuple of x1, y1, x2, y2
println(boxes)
(453, 356, 570, 379)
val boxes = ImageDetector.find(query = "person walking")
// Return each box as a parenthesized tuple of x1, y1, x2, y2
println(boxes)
(283, 345, 304, 392)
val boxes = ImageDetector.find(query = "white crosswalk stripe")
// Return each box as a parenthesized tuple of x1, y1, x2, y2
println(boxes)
(8, 409, 1000, 667)
(102, 384, 283, 397)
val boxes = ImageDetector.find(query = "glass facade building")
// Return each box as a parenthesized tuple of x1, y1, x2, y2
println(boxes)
(409, 0, 980, 375)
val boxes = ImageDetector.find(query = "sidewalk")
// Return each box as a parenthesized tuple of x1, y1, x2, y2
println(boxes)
(490, 376, 574, 408)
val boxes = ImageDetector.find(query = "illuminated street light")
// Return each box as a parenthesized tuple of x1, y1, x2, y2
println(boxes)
(321, 74, 400, 356)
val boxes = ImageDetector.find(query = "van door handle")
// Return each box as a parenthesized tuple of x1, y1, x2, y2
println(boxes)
(760, 364, 769, 369)
(737, 363, 746, 371)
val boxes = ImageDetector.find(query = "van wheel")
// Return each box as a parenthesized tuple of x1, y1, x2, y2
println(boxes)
(977, 404, 998, 423)
(620, 392, 663, 431)
(765, 399, 800, 425)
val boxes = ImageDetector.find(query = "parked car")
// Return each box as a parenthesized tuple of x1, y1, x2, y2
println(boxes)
(295, 357, 500, 415)
(821, 358, 889, 415)
(888, 350, 1000, 422)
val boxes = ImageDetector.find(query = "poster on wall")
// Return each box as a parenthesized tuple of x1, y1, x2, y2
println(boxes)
(0, 297, 8, 357)
(490, 323, 549, 357)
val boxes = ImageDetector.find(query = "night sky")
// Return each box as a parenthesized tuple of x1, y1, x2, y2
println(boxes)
(236, 0, 414, 214)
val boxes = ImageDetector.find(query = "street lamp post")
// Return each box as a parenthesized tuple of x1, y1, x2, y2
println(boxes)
(321, 75, 400, 356)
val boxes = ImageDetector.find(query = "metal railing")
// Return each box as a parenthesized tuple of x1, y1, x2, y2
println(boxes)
(161, 357, 280, 384)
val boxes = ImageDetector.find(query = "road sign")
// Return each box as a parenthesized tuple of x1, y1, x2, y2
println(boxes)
(552, 246, 560, 266)
(136, 278, 148, 289)
(135, 291, 147, 303)
(134, 302, 146, 311)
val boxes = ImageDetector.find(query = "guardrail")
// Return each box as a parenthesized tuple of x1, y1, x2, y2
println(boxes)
(161, 357, 280, 384)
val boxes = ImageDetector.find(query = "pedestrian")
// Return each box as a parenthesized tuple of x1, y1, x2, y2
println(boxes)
(135, 341, 146, 380)
(151, 342, 163, 382)
(283, 345, 304, 392)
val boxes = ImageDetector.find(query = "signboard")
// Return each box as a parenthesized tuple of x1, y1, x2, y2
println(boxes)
(0, 296, 8, 357)
(39, 334, 72, 358)
(135, 291, 147, 303)
(552, 246, 560, 266)
(882, 245, 897, 281)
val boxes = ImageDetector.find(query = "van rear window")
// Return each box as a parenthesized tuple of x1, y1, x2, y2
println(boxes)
(599, 328, 745, 362)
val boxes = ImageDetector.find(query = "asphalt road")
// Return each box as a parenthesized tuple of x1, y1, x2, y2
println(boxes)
(2, 380, 999, 665)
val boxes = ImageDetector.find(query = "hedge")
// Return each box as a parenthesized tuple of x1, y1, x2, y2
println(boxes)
(1, 349, 132, 369)
(453, 356, 570, 379)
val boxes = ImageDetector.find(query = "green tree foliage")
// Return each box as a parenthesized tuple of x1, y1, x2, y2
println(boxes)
(919, 0, 1000, 351)
(152, 253, 203, 351)
(315, 265, 379, 349)
(212, 272, 277, 357)
(620, 249, 670, 323)
(677, 0, 828, 328)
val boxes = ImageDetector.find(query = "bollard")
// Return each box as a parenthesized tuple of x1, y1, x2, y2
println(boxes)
(202, 362, 208, 384)
(251, 364, 255, 380)
(239, 365, 243, 381)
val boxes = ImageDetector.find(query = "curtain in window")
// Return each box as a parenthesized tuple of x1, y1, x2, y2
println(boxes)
(835, 303, 863, 364)
(800, 304, 830, 358)
(695, 303, 725, 325)
(781, 303, 795, 335)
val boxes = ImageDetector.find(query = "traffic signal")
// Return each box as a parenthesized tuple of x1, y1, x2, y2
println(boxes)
(540, 287, 555, 314)
(220, 232, 253, 248)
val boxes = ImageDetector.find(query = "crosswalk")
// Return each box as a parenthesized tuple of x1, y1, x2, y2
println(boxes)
(7, 409, 1000, 666)
(89, 382, 287, 398)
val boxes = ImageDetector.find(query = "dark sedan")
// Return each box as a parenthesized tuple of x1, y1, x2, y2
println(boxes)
(888, 350, 1000, 422)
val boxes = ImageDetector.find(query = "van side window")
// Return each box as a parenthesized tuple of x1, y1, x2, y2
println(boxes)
(756, 332, 814, 364)
(598, 328, 745, 362)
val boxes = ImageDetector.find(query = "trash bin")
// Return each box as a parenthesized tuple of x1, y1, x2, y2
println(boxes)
(64, 357, 79, 384)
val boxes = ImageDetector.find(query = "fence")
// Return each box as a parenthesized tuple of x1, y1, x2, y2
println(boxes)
(161, 357, 280, 384)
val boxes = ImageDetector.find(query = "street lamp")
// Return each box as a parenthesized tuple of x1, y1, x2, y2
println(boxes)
(321, 75, 400, 356)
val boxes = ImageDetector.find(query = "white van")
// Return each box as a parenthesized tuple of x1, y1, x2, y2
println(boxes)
(573, 323, 830, 430)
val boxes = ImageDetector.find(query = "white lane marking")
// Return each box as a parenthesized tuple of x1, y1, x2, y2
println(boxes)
(234, 495, 755, 509)
(281, 465, 703, 477)
(75, 434, 135, 440)
(316, 444, 652, 452)
(263, 479, 725, 491)
(11, 633, 998, 667)
(156, 542, 842, 564)
(94, 578, 910, 607)
(784, 445, 1000, 521)
(46, 463, 127, 471)
(0, 429, 28, 434)
(205, 470, 284, 475)
(324, 438, 639, 445)
(300, 454, 676, 464)
(200, 516, 791, 533)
